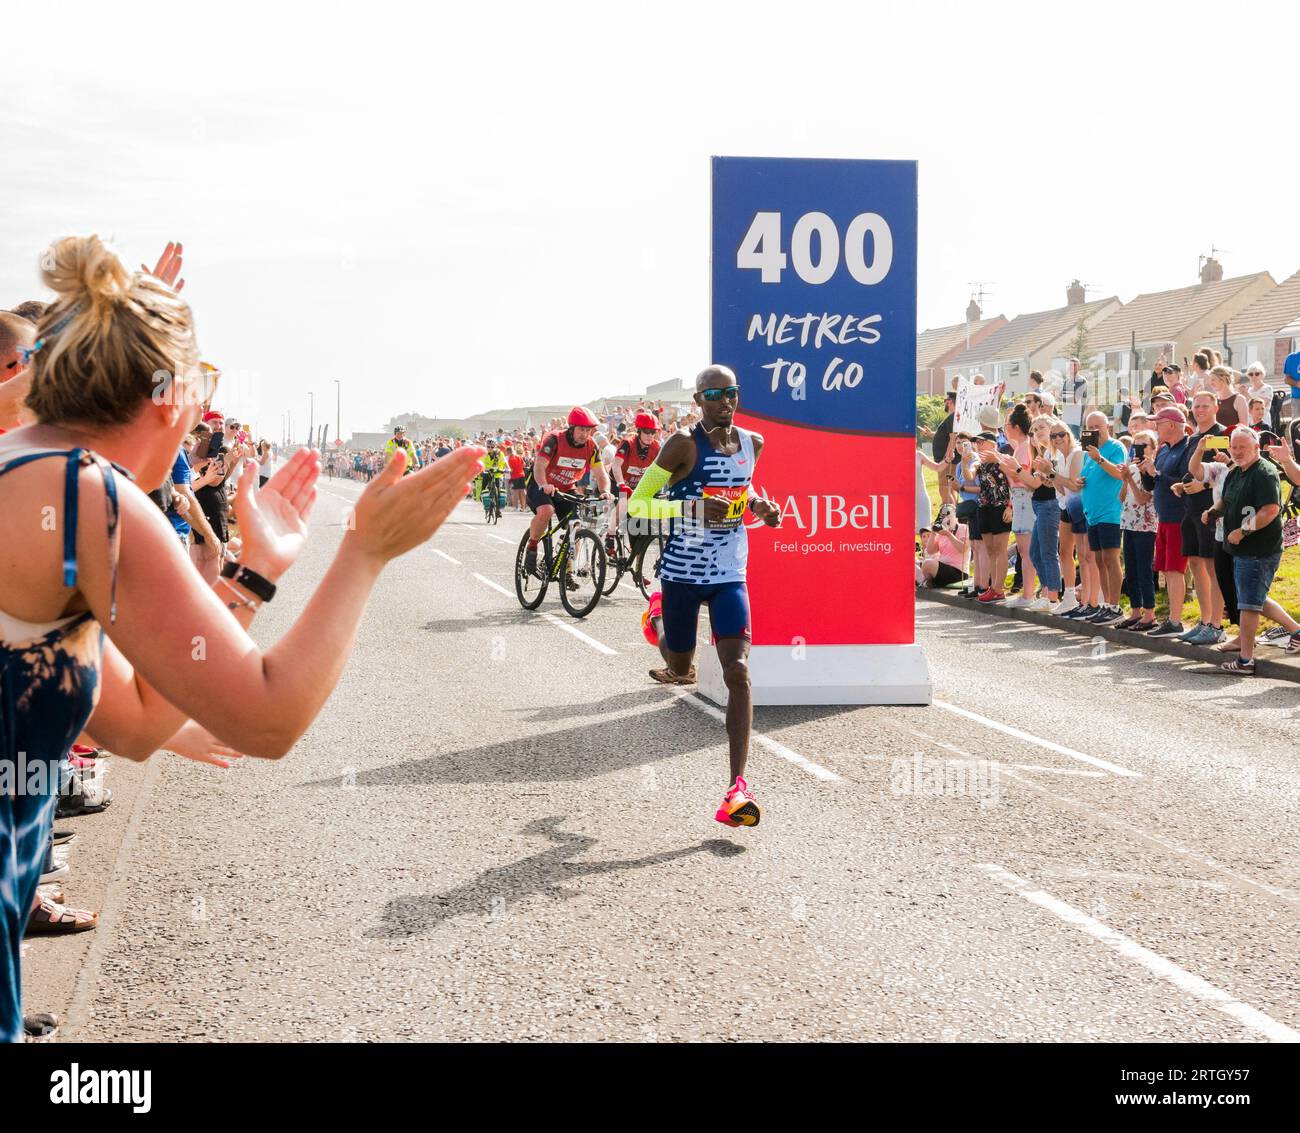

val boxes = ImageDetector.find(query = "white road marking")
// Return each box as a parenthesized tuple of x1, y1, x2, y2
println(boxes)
(923, 736, 1107, 779)
(933, 700, 1141, 778)
(471, 572, 513, 598)
(672, 690, 842, 782)
(540, 612, 619, 655)
(997, 767, 1299, 905)
(432, 549, 461, 565)
(485, 533, 514, 544)
(977, 864, 1300, 1043)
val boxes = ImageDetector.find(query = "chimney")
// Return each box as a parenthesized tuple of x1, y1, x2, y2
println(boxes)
(1066, 279, 1086, 306)
(1200, 256, 1223, 284)
(966, 297, 982, 322)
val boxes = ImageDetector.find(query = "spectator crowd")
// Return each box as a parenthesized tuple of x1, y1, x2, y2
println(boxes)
(917, 354, 1300, 676)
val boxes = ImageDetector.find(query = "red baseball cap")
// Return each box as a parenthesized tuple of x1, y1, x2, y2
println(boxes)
(202, 410, 224, 422)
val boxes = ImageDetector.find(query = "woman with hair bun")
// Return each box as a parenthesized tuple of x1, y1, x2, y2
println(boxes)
(0, 235, 484, 1041)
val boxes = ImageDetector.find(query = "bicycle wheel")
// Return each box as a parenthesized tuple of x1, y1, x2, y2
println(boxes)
(631, 528, 664, 600)
(560, 529, 607, 618)
(600, 531, 626, 596)
(514, 530, 549, 610)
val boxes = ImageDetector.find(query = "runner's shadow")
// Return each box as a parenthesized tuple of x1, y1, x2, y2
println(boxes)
(507, 687, 678, 723)
(419, 611, 536, 635)
(367, 817, 745, 939)
(296, 701, 712, 786)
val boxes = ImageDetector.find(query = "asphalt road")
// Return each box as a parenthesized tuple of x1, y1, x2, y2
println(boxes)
(25, 475, 1300, 1042)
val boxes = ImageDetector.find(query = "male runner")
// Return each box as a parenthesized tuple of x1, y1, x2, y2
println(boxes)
(628, 365, 781, 827)
(523, 407, 611, 576)
(605, 410, 661, 554)
(384, 426, 420, 474)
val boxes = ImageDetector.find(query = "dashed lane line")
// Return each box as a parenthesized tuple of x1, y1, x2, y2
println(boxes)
(933, 699, 1141, 778)
(977, 863, 1300, 1043)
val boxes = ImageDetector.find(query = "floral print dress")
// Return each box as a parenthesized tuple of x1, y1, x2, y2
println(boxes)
(0, 448, 123, 1042)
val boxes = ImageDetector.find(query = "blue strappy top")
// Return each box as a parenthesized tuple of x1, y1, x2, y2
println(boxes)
(0, 448, 130, 768)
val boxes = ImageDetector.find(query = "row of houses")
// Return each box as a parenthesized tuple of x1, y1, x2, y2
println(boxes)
(916, 258, 1300, 399)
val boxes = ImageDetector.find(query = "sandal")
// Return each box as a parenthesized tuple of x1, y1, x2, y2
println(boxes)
(23, 1013, 58, 1040)
(649, 666, 697, 685)
(1213, 640, 1241, 653)
(26, 897, 98, 935)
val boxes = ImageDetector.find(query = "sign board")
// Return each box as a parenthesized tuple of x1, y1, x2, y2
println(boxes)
(707, 156, 930, 705)
(954, 376, 1004, 436)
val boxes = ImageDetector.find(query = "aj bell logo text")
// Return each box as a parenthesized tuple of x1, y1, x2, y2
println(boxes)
(761, 492, 892, 538)
(50, 1065, 151, 1114)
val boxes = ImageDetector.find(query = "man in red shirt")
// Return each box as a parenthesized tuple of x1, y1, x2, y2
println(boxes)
(604, 410, 661, 552)
(523, 407, 611, 576)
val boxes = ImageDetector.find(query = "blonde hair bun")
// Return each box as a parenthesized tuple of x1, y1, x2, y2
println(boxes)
(40, 234, 133, 312)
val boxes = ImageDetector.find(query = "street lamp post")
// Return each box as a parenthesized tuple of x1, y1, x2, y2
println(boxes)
(334, 380, 341, 447)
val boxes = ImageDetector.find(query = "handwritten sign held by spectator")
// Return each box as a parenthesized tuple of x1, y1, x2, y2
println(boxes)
(955, 376, 1004, 435)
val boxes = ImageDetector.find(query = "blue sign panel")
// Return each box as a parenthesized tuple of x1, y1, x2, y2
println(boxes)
(711, 156, 917, 436)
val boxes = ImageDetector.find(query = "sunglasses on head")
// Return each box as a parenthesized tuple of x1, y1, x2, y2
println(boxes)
(700, 385, 740, 402)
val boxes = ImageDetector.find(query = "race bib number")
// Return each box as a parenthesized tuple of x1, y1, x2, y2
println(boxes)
(702, 485, 748, 528)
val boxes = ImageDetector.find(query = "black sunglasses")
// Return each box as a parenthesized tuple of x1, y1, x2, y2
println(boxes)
(700, 386, 740, 402)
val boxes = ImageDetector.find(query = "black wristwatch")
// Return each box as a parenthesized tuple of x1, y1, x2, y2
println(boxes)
(220, 560, 277, 604)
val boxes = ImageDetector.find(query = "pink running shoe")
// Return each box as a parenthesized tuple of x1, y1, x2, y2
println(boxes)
(641, 591, 662, 647)
(715, 776, 761, 828)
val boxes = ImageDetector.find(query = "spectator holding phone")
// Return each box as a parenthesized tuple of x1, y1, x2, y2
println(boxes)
(917, 503, 969, 588)
(1116, 428, 1159, 629)
(997, 404, 1039, 607)
(1176, 391, 1228, 642)
(1078, 411, 1127, 623)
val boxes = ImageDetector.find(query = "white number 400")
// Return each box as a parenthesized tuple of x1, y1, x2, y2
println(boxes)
(736, 211, 892, 286)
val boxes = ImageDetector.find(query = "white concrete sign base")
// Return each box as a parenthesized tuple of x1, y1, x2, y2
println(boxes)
(696, 643, 932, 707)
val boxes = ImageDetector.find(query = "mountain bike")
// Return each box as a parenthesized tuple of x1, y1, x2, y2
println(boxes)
(514, 491, 608, 618)
(482, 472, 504, 524)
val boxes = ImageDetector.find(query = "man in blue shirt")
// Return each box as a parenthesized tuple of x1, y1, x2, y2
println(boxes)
(1080, 411, 1127, 624)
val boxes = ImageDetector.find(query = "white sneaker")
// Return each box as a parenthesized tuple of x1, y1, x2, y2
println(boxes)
(1050, 594, 1079, 615)
(1002, 595, 1029, 608)
(1023, 597, 1051, 612)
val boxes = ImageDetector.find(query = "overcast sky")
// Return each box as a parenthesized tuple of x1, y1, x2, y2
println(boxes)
(4, 0, 1298, 437)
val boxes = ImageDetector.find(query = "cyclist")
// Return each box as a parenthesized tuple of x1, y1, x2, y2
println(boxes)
(524, 406, 611, 576)
(628, 365, 781, 828)
(480, 438, 509, 516)
(606, 410, 661, 555)
(384, 426, 420, 474)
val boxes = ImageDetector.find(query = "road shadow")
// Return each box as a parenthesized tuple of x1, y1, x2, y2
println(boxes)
(419, 610, 538, 635)
(297, 699, 714, 787)
(366, 816, 745, 939)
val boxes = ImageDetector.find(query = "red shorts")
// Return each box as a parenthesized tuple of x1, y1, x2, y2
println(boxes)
(1154, 521, 1188, 573)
